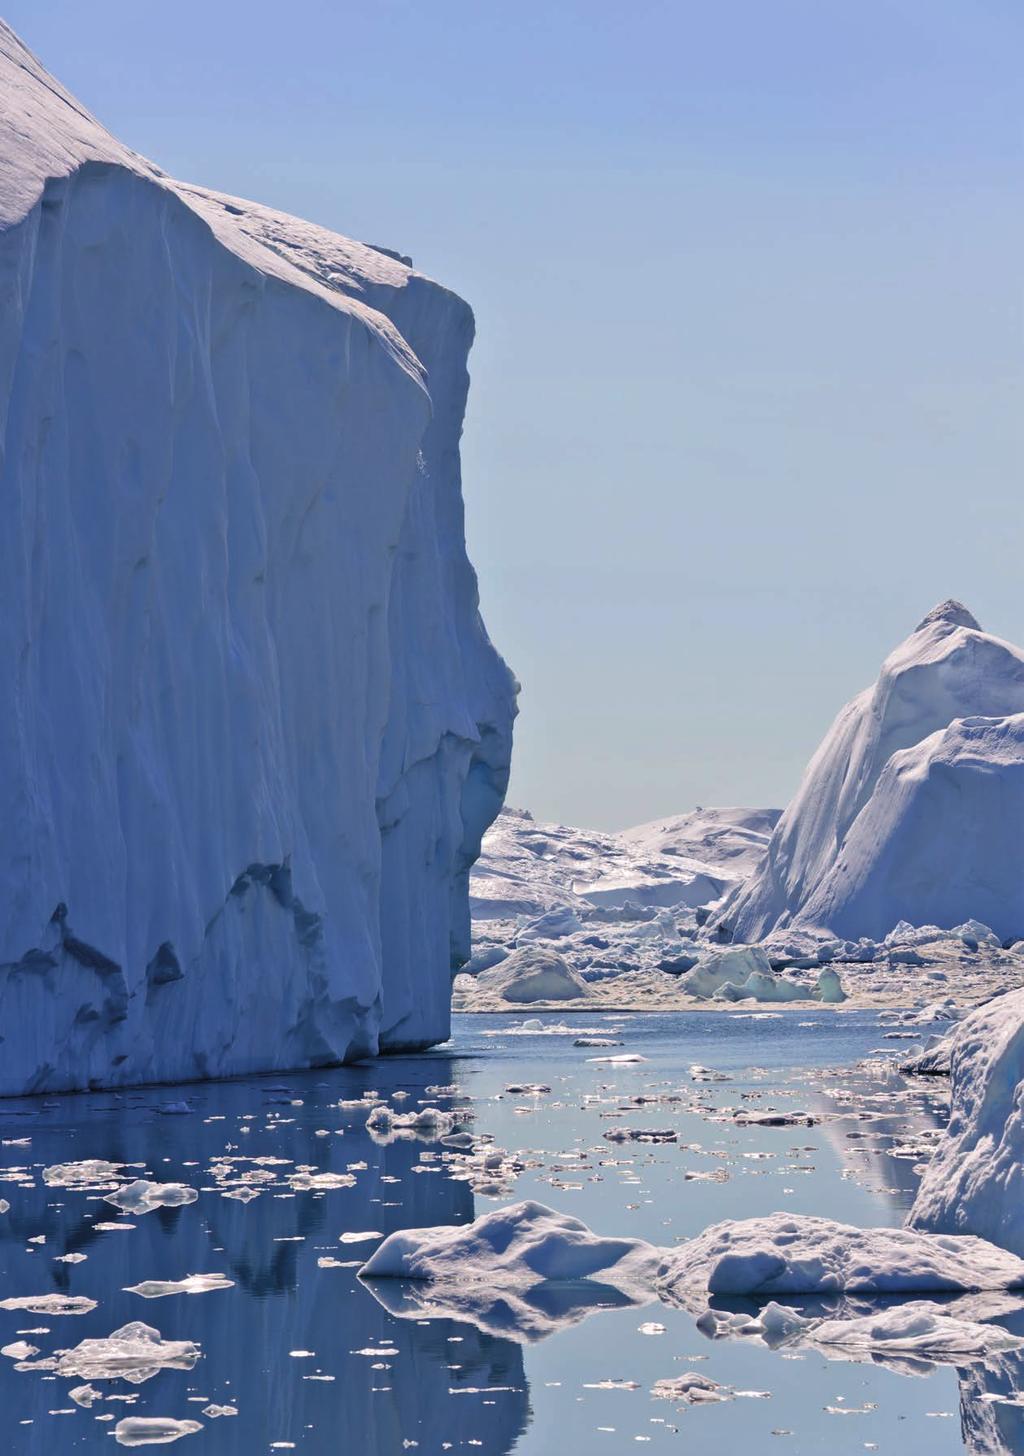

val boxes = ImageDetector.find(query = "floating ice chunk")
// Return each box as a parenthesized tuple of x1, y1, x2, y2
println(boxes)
(69, 1384, 102, 1407)
(201, 1405, 237, 1418)
(680, 946, 773, 999)
(657, 1213, 1024, 1305)
(104, 1181, 198, 1216)
(732, 1109, 818, 1128)
(651, 1371, 739, 1405)
(475, 945, 592, 1003)
(43, 1160, 124, 1189)
(516, 907, 584, 943)
(359, 1200, 661, 1341)
(585, 1053, 647, 1065)
(287, 1171, 357, 1190)
(56, 1322, 201, 1384)
(712, 970, 806, 1003)
(339, 1231, 383, 1244)
(365, 1104, 455, 1140)
(812, 968, 848, 1003)
(123, 1274, 233, 1299)
(463, 946, 510, 975)
(910, 986, 1024, 1252)
(0, 1293, 96, 1315)
(953, 920, 1002, 949)
(1, 1341, 38, 1359)
(113, 1417, 203, 1446)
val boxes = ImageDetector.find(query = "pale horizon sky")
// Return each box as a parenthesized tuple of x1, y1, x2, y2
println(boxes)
(7, 1, 1022, 830)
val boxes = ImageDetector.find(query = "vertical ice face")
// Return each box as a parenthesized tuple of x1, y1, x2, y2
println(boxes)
(727, 601, 1024, 942)
(0, 23, 517, 1092)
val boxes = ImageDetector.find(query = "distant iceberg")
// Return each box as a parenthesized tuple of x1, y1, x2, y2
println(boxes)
(727, 601, 1024, 942)
(0, 23, 516, 1093)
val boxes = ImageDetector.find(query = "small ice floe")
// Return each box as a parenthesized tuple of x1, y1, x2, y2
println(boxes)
(573, 1038, 623, 1048)
(68, 1384, 101, 1407)
(585, 1054, 647, 1066)
(123, 1274, 233, 1299)
(689, 1065, 730, 1083)
(56, 1322, 200, 1384)
(287, 1171, 357, 1191)
(365, 1104, 456, 1141)
(603, 1128, 678, 1144)
(1, 1341, 38, 1360)
(0, 1293, 96, 1315)
(113, 1416, 203, 1446)
(156, 1101, 194, 1116)
(104, 1181, 198, 1216)
(359, 1200, 661, 1343)
(657, 1213, 1024, 1305)
(42, 1159, 125, 1189)
(339, 1231, 382, 1244)
(651, 1372, 753, 1406)
(54, 1252, 87, 1264)
(732, 1109, 819, 1128)
(202, 1404, 237, 1418)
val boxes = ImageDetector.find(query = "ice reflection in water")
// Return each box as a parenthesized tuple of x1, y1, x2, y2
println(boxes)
(0, 1009, 1020, 1453)
(0, 1053, 528, 1453)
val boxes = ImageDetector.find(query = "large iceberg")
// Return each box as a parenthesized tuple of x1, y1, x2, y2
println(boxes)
(910, 987, 1024, 1254)
(727, 601, 1024, 942)
(0, 24, 516, 1092)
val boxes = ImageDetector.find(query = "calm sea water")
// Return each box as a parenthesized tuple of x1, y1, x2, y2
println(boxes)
(0, 1009, 1017, 1455)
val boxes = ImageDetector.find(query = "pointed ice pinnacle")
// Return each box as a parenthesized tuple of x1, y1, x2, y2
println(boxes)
(914, 599, 982, 634)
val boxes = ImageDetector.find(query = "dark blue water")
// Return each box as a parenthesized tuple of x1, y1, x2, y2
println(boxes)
(0, 1009, 1012, 1454)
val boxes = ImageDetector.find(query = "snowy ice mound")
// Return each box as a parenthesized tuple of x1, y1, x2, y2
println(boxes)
(910, 988, 1024, 1254)
(359, 1200, 662, 1342)
(656, 1213, 1024, 1305)
(0, 24, 516, 1092)
(728, 602, 1024, 942)
(472, 945, 593, 1003)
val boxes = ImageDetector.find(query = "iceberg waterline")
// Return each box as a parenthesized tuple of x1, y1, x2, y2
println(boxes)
(0, 22, 516, 1093)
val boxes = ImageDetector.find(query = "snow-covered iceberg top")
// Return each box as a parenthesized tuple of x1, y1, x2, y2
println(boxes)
(657, 1212, 1024, 1306)
(727, 601, 1024, 943)
(360, 1200, 661, 1341)
(0, 23, 516, 1092)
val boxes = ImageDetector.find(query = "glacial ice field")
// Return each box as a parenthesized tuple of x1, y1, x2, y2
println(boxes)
(0, 1010, 1020, 1455)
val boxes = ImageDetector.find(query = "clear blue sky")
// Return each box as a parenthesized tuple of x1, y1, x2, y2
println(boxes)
(7, 1, 1022, 829)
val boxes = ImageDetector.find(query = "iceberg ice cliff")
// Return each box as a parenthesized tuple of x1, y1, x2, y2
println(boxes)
(910, 987, 1024, 1254)
(0, 23, 516, 1092)
(727, 601, 1024, 943)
